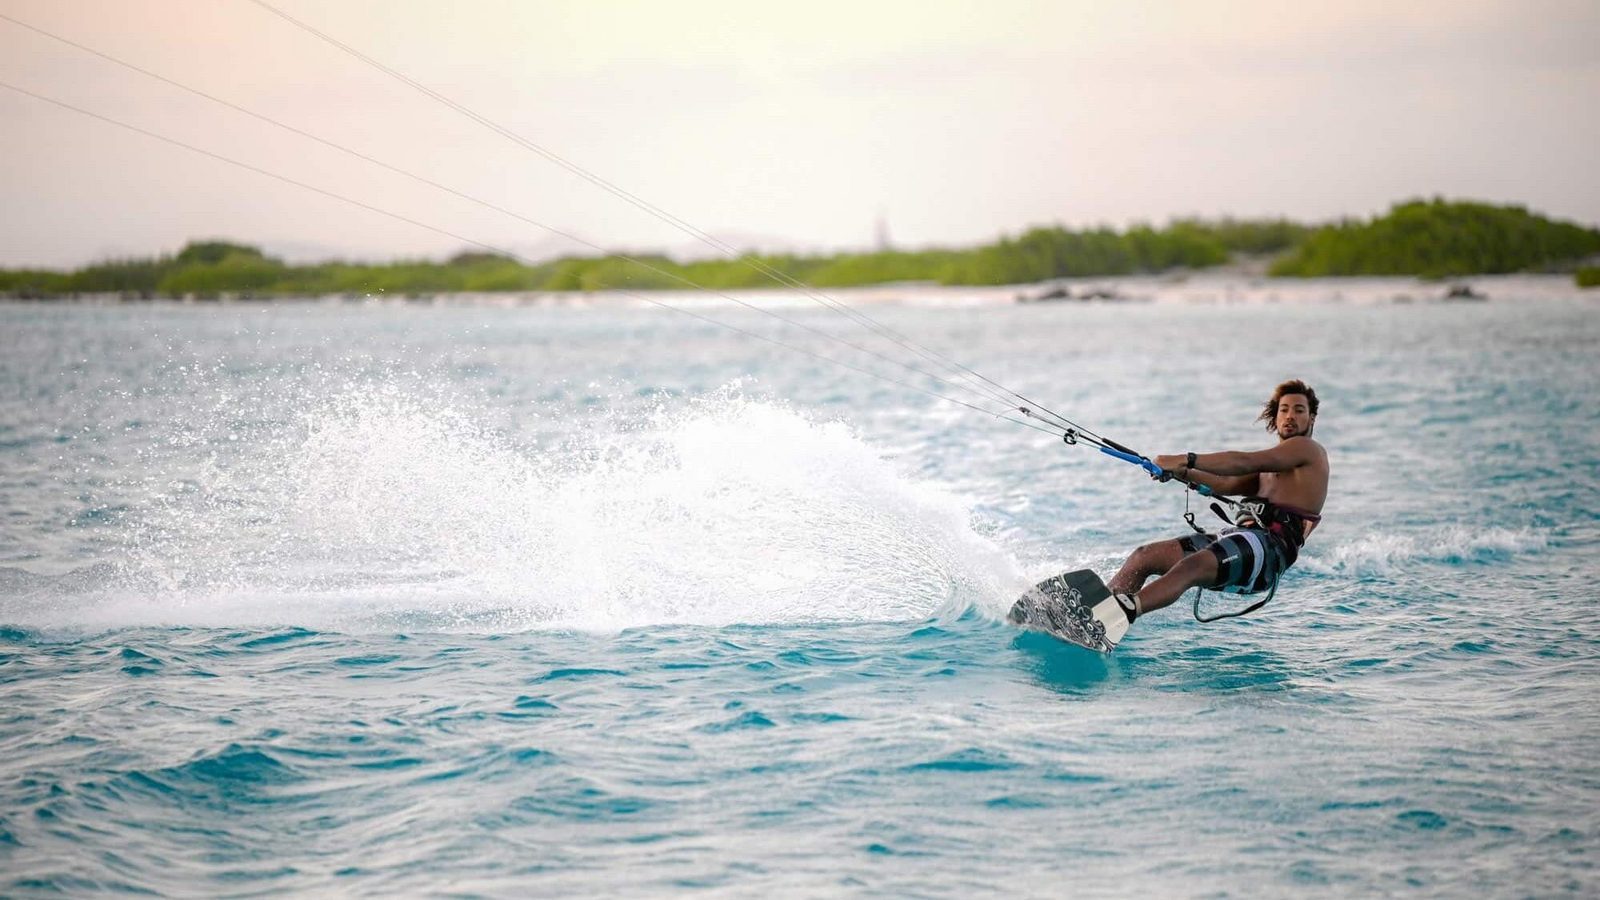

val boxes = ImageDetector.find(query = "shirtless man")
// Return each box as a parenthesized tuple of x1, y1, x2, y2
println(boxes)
(1107, 379, 1329, 623)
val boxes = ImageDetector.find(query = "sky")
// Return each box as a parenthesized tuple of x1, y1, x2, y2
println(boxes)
(1, 0, 1597, 267)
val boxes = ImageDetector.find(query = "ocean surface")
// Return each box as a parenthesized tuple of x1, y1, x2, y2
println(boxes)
(2, 279, 1597, 896)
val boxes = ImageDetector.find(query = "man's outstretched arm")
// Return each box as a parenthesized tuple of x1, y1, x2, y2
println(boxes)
(1155, 437, 1321, 480)
(1166, 466, 1257, 497)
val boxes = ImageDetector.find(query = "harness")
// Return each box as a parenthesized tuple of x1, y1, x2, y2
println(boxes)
(1204, 495, 1320, 549)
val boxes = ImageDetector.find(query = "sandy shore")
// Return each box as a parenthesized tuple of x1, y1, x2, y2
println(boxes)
(5, 273, 1593, 308)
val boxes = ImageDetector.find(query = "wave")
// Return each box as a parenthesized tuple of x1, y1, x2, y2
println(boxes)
(1296, 525, 1549, 578)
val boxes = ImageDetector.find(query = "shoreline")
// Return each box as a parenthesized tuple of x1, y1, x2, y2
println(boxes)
(1, 273, 1593, 309)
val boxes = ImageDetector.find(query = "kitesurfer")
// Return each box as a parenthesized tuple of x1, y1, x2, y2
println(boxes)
(1106, 379, 1328, 622)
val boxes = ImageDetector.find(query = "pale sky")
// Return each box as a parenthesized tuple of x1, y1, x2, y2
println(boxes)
(1, 0, 1596, 267)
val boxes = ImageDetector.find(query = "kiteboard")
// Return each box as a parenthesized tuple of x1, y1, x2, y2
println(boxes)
(1007, 569, 1132, 653)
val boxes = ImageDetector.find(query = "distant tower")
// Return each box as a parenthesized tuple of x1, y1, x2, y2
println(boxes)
(874, 208, 892, 251)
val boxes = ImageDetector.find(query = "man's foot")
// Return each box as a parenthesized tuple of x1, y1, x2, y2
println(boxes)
(1113, 592, 1140, 623)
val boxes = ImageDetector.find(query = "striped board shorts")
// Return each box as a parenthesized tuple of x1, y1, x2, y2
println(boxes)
(1178, 527, 1297, 595)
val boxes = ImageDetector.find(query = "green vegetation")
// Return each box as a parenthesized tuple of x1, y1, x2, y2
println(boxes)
(1170, 216, 1311, 256)
(1578, 267, 1600, 288)
(1270, 199, 1600, 278)
(3, 201, 1595, 299)
(0, 244, 556, 299)
(0, 222, 1253, 298)
(948, 224, 1224, 284)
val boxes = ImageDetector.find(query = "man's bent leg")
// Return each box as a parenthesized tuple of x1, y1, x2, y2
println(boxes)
(1108, 539, 1189, 596)
(1134, 549, 1219, 614)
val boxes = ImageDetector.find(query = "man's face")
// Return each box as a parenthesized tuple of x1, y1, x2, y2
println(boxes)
(1275, 393, 1314, 439)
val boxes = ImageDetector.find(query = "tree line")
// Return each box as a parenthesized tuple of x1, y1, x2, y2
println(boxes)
(2, 200, 1596, 298)
(1269, 199, 1600, 278)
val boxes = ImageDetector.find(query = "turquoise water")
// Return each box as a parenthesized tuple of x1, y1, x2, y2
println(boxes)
(2, 291, 1597, 895)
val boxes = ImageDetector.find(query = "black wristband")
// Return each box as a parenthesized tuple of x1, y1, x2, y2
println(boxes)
(1186, 451, 1197, 469)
